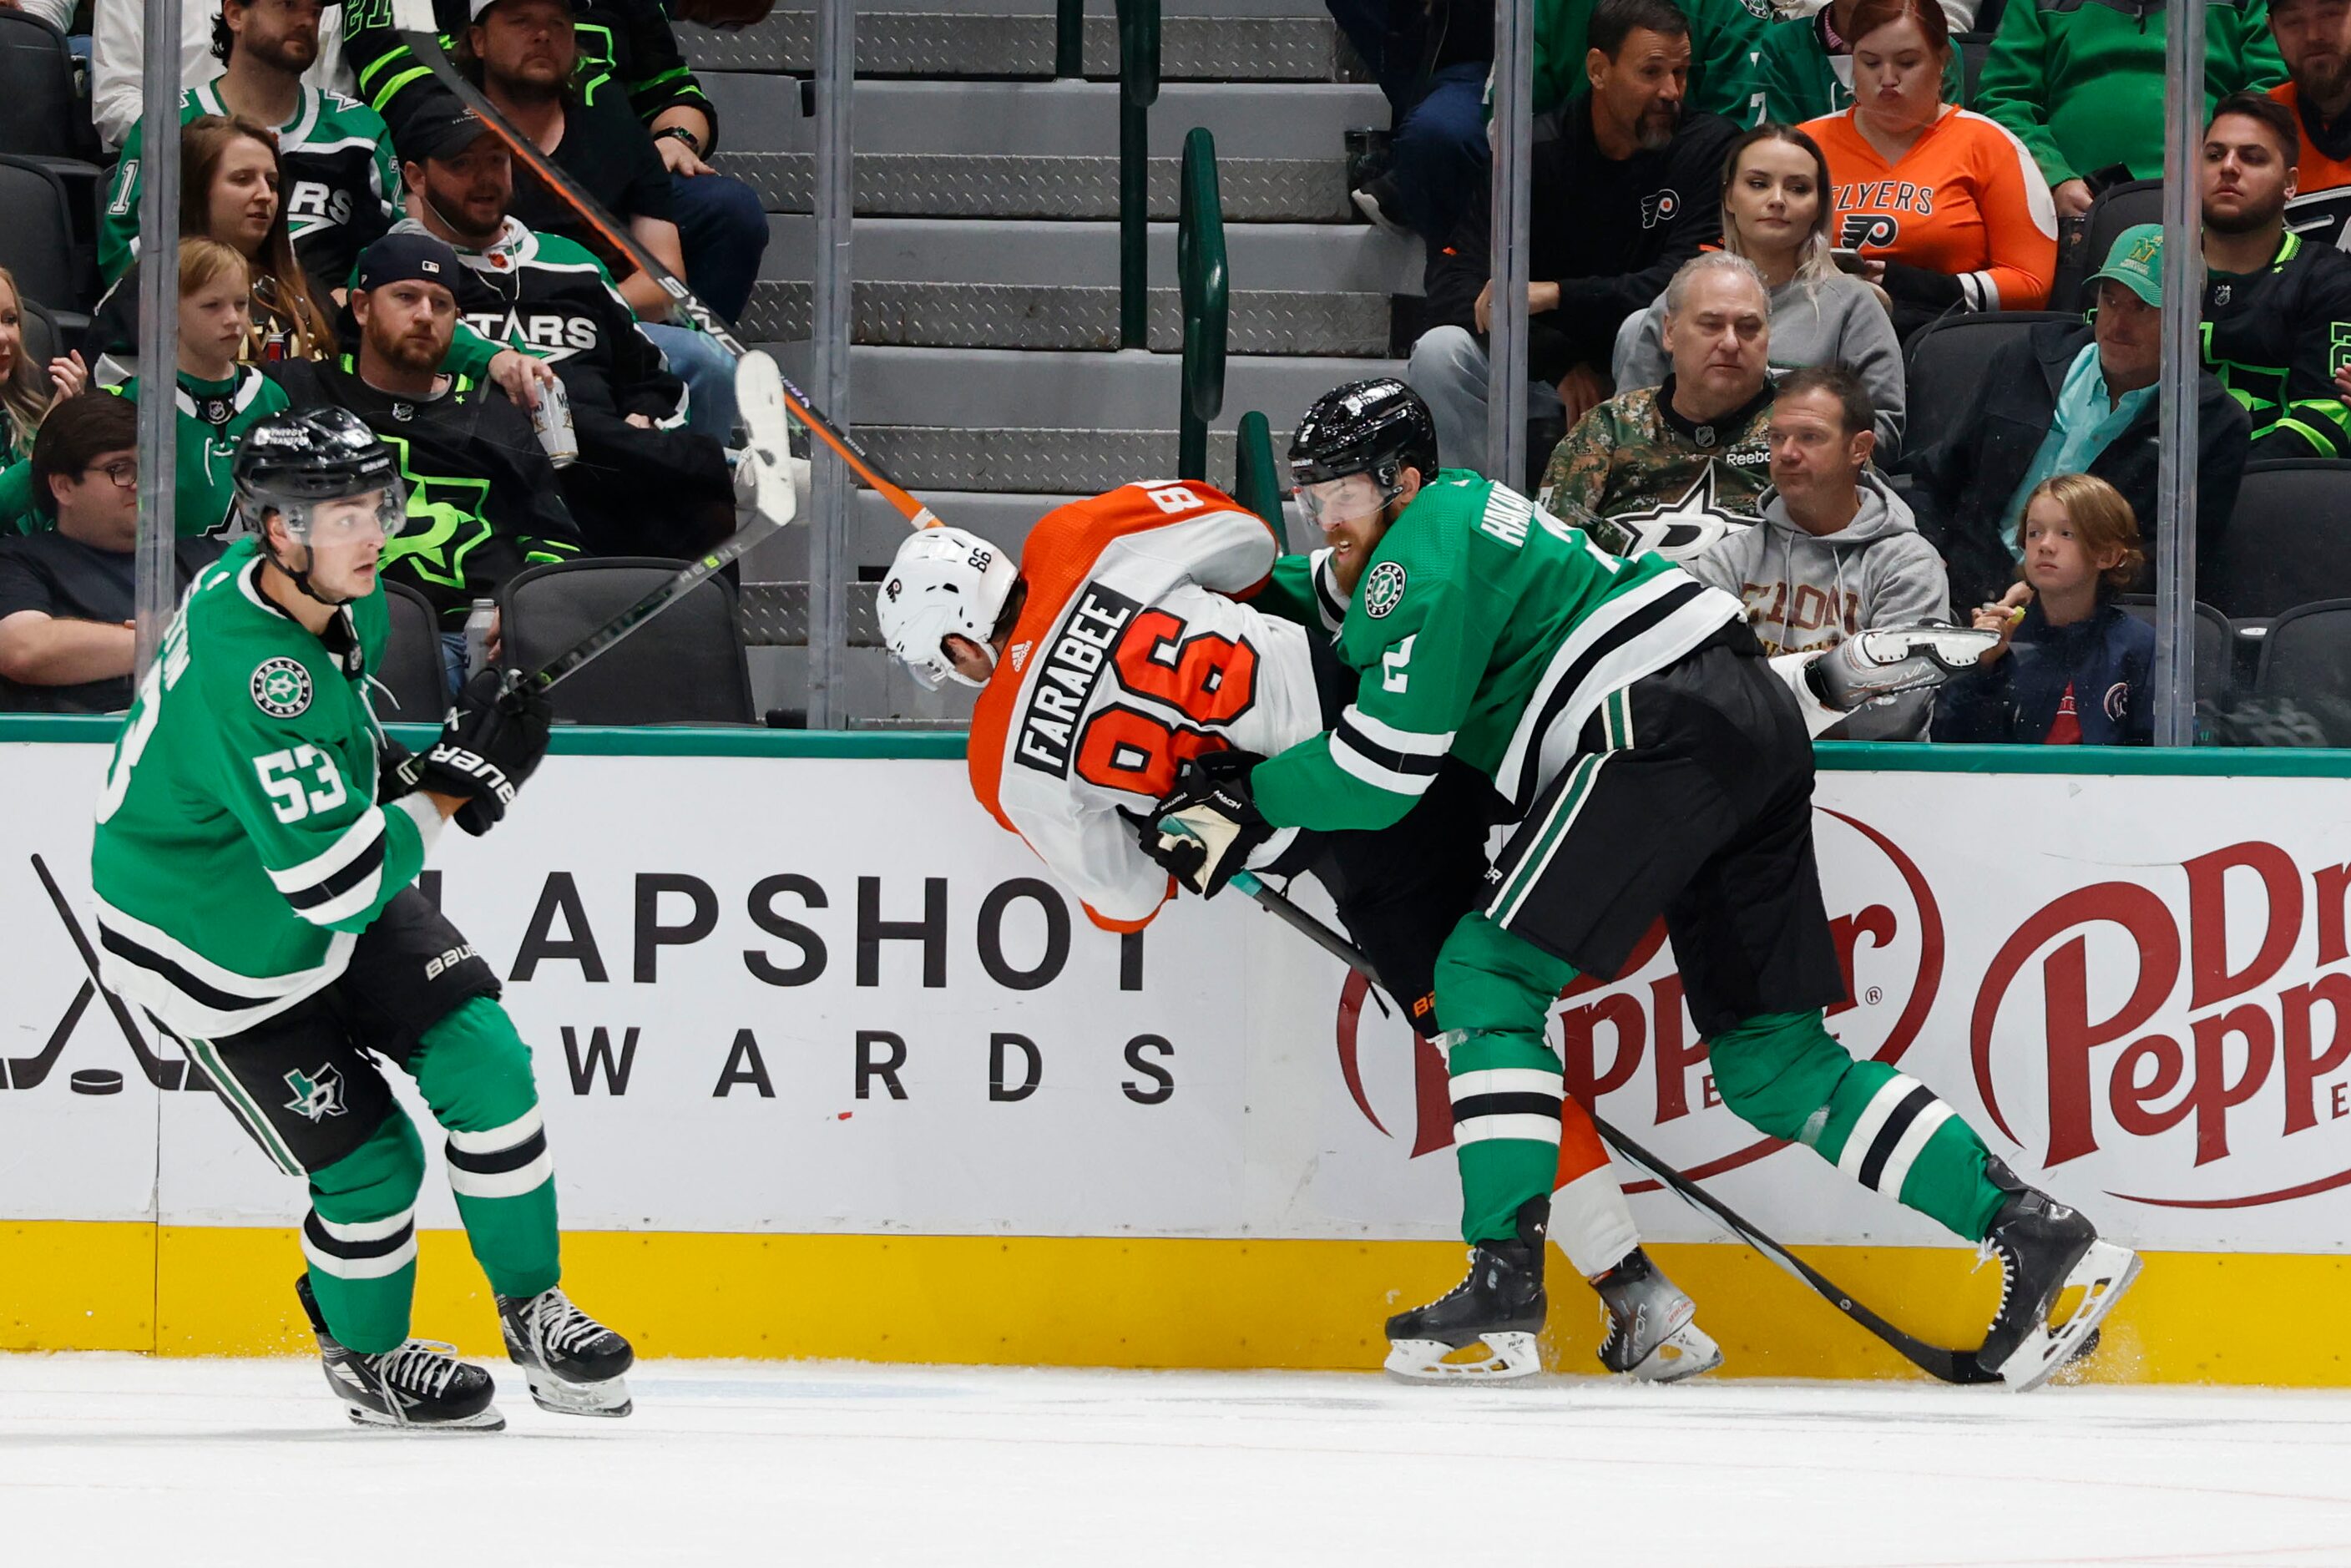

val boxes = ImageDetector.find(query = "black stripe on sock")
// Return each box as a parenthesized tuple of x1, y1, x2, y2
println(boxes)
(444, 1127, 549, 1176)
(1450, 1092, 1564, 1125)
(282, 832, 387, 910)
(99, 924, 274, 1014)
(1858, 1085, 1938, 1193)
(303, 1210, 415, 1260)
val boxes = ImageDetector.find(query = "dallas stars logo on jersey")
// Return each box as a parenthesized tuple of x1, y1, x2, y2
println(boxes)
(283, 1065, 348, 1122)
(251, 657, 315, 717)
(1363, 560, 1408, 618)
(1575, 469, 1758, 563)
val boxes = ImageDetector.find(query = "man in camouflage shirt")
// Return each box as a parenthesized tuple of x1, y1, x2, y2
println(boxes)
(1538, 253, 1775, 560)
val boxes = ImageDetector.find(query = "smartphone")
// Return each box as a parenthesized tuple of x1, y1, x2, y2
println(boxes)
(1830, 246, 1868, 274)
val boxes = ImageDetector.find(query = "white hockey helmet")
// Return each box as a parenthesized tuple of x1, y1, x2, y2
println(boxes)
(876, 526, 1019, 689)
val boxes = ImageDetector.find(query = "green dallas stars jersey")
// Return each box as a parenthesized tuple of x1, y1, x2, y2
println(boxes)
(0, 368, 287, 538)
(1250, 470, 1745, 831)
(91, 537, 439, 1041)
(101, 80, 402, 291)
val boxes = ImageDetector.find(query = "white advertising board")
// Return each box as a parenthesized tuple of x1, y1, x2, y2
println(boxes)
(3, 741, 2348, 1254)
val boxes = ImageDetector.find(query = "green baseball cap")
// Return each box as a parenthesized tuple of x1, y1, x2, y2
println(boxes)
(2087, 223, 2163, 307)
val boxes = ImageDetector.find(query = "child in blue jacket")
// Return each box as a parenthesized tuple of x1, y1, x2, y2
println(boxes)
(1932, 473, 2154, 746)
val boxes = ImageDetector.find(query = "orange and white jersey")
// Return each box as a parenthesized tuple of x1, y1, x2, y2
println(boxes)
(967, 482, 1322, 932)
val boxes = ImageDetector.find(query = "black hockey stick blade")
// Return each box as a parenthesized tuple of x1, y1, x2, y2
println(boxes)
(1230, 873, 1997, 1385)
(386, 7, 944, 530)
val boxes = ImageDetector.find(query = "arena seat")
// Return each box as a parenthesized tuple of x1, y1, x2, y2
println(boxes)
(0, 154, 92, 336)
(2116, 594, 2236, 706)
(2254, 598, 2351, 707)
(0, 14, 99, 169)
(2050, 179, 2161, 311)
(1901, 311, 2075, 453)
(2206, 460, 2351, 620)
(377, 580, 451, 725)
(500, 556, 754, 726)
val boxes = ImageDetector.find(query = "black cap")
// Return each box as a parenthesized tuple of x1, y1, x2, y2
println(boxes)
(401, 98, 499, 164)
(354, 232, 463, 294)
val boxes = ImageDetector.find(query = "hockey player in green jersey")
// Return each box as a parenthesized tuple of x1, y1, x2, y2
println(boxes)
(90, 407, 632, 1429)
(1142, 380, 2139, 1389)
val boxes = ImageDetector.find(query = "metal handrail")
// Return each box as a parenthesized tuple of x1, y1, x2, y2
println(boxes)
(1177, 126, 1226, 481)
(1056, 0, 1083, 78)
(1115, 0, 1160, 348)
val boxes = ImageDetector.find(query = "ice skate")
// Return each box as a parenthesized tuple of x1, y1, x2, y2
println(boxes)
(295, 1275, 503, 1431)
(1974, 1162, 2141, 1393)
(1384, 1200, 1548, 1382)
(1592, 1247, 1723, 1383)
(498, 1287, 636, 1417)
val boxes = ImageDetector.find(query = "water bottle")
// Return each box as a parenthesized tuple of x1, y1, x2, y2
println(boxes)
(463, 598, 498, 680)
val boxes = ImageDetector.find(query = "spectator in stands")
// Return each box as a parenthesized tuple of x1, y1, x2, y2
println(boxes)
(3, 240, 292, 539)
(273, 232, 580, 693)
(1802, 0, 2058, 339)
(1615, 124, 1906, 451)
(1932, 473, 2154, 746)
(0, 393, 224, 714)
(1327, 0, 1491, 243)
(1685, 363, 1950, 739)
(391, 104, 736, 559)
(92, 0, 349, 152)
(103, 0, 398, 302)
(1412, 0, 1740, 473)
(350, 0, 770, 335)
(2199, 93, 2351, 457)
(1749, 0, 1962, 126)
(1976, 0, 2283, 220)
(2270, 0, 2351, 244)
(348, 0, 743, 437)
(87, 114, 341, 381)
(1533, 0, 1773, 123)
(1540, 252, 1777, 550)
(0, 267, 89, 466)
(1897, 224, 2249, 612)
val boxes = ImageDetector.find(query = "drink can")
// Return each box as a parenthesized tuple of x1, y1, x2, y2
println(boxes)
(530, 374, 578, 468)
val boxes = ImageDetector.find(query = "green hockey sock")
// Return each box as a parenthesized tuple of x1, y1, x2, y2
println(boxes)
(1708, 1010, 2005, 1242)
(304, 1112, 426, 1354)
(1433, 913, 1581, 1246)
(411, 997, 561, 1300)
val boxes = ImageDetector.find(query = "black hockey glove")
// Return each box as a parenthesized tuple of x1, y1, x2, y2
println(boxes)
(1135, 749, 1271, 898)
(413, 668, 554, 837)
(377, 732, 417, 802)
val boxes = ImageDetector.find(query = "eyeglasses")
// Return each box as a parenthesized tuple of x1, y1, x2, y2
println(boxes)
(87, 459, 138, 490)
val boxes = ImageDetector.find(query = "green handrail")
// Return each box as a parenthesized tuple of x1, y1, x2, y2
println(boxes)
(1177, 126, 1226, 481)
(1115, 0, 1160, 349)
(1056, 0, 1083, 78)
(1235, 412, 1290, 548)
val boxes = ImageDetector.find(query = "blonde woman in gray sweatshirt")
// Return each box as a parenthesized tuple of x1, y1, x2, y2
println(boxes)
(1614, 124, 1909, 456)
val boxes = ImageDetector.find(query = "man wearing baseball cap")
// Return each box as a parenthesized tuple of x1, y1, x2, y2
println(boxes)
(1899, 224, 2253, 610)
(270, 230, 581, 695)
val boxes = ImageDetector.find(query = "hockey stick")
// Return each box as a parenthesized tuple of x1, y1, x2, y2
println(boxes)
(1226, 870, 2000, 1386)
(386, 0, 943, 531)
(508, 350, 801, 692)
(29, 852, 203, 1092)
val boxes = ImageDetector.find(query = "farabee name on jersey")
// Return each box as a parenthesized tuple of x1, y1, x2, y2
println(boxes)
(1013, 584, 1142, 777)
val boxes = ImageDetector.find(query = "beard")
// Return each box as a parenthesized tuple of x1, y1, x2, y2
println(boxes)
(374, 326, 447, 375)
(2205, 192, 2286, 234)
(1636, 103, 1681, 152)
(248, 30, 321, 73)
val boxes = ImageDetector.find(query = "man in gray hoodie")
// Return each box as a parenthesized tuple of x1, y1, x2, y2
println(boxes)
(1684, 363, 1952, 740)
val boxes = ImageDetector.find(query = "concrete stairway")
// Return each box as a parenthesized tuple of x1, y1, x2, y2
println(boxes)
(680, 0, 1414, 721)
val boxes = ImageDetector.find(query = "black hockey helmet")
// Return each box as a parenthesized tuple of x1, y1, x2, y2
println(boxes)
(1288, 377, 1440, 492)
(234, 407, 405, 540)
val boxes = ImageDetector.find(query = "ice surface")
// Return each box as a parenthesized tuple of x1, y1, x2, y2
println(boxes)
(5, 1355, 2349, 1566)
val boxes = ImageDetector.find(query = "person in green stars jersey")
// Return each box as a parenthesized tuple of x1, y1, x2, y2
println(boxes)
(89, 407, 633, 1431)
(1140, 378, 2140, 1389)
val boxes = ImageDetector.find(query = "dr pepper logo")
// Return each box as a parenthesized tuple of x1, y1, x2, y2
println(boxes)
(1974, 841, 2351, 1209)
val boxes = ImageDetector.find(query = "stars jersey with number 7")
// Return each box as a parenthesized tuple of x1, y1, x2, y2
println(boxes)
(964, 482, 1324, 933)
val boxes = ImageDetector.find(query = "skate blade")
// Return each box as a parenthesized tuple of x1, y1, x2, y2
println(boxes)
(1383, 1333, 1542, 1383)
(523, 1367, 634, 1418)
(343, 1403, 506, 1433)
(1999, 1241, 2141, 1393)
(1628, 1321, 1724, 1384)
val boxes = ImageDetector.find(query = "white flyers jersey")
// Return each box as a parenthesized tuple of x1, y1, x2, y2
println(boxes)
(967, 482, 1322, 932)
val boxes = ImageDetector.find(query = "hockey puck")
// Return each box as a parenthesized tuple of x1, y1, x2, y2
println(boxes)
(70, 1069, 125, 1095)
